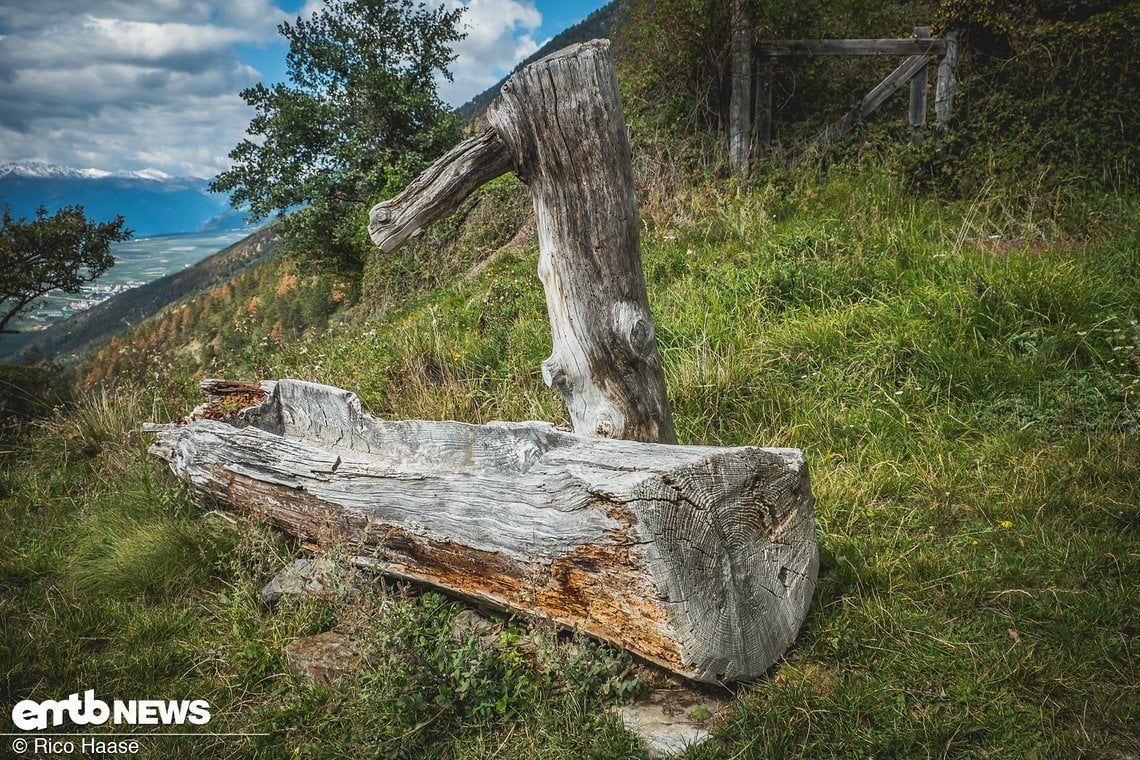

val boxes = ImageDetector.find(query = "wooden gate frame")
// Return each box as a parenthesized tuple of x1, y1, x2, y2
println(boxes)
(754, 26, 959, 147)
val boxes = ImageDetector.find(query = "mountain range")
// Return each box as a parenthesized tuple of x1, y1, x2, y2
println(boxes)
(0, 162, 251, 237)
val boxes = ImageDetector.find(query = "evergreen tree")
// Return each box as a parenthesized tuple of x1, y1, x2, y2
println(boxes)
(211, 0, 465, 275)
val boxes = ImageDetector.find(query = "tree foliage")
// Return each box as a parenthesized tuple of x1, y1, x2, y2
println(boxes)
(210, 0, 465, 275)
(0, 206, 132, 334)
(919, 0, 1139, 190)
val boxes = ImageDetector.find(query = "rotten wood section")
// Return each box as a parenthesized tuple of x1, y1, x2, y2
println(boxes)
(149, 379, 818, 684)
(369, 39, 675, 444)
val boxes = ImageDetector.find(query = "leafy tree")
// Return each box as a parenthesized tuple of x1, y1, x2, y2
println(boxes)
(210, 0, 466, 275)
(0, 206, 132, 334)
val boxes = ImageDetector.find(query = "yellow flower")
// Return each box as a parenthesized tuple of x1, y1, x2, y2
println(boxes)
(1000, 520, 1013, 529)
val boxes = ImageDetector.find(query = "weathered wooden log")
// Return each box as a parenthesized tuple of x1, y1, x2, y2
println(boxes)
(370, 39, 675, 444)
(149, 379, 818, 684)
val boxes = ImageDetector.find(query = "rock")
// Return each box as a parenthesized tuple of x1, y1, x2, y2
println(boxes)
(449, 608, 502, 650)
(283, 629, 364, 687)
(260, 557, 356, 609)
(609, 687, 729, 757)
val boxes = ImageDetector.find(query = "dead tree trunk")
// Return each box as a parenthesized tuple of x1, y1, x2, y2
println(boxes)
(149, 379, 818, 684)
(370, 40, 675, 444)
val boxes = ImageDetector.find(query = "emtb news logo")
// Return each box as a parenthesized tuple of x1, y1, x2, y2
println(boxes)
(11, 690, 211, 731)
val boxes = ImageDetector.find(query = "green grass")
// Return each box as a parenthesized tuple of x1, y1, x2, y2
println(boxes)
(2, 162, 1137, 757)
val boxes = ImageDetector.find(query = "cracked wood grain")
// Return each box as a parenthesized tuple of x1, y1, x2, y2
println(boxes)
(149, 379, 818, 684)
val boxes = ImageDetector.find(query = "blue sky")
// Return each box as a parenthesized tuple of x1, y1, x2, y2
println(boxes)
(0, 0, 611, 179)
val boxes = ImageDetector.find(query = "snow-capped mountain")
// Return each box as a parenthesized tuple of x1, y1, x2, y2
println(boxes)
(0, 162, 174, 182)
(0, 162, 250, 236)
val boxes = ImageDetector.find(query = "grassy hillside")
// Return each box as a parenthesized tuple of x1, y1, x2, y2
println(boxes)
(3, 156, 1136, 756)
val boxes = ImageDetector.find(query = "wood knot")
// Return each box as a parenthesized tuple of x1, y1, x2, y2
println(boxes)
(594, 414, 614, 437)
(369, 203, 391, 227)
(541, 357, 569, 393)
(612, 301, 655, 356)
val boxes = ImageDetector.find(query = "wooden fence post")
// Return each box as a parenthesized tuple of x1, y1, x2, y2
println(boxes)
(755, 68, 773, 150)
(908, 27, 931, 128)
(935, 29, 959, 125)
(728, 0, 754, 177)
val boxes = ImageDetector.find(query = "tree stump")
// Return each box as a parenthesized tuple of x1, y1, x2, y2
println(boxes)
(149, 379, 818, 684)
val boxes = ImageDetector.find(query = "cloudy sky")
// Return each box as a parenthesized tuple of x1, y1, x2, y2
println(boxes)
(0, 0, 609, 179)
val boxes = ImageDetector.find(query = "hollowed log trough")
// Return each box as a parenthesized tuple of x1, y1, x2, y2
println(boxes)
(149, 378, 818, 684)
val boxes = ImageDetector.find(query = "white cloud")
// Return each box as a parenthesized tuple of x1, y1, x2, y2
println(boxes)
(0, 0, 552, 177)
(438, 0, 544, 107)
(0, 1, 284, 178)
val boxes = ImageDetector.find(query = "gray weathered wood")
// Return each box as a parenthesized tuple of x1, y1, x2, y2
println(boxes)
(860, 53, 933, 119)
(756, 38, 947, 57)
(149, 379, 819, 685)
(908, 27, 931, 128)
(755, 74, 773, 149)
(728, 0, 753, 178)
(368, 128, 511, 253)
(486, 41, 675, 443)
(935, 29, 959, 125)
(369, 40, 675, 444)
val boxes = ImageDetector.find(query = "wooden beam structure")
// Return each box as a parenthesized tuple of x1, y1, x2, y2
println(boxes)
(756, 25, 959, 147)
(756, 38, 947, 57)
(150, 43, 821, 685)
(908, 27, 931, 128)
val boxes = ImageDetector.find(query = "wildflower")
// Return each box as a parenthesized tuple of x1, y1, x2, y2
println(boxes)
(1000, 520, 1013, 529)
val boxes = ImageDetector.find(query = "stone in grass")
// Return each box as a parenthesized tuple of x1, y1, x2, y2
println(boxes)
(610, 687, 729, 757)
(283, 629, 364, 687)
(449, 608, 503, 650)
(260, 557, 358, 609)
